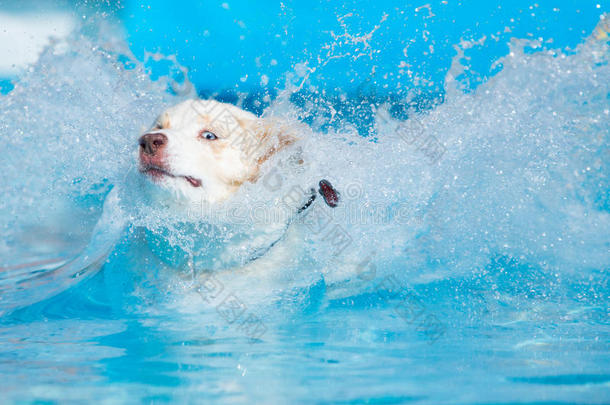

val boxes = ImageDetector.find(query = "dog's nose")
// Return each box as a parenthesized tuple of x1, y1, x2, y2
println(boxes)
(139, 133, 167, 155)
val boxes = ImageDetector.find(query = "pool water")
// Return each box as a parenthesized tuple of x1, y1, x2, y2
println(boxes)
(1, 4, 609, 404)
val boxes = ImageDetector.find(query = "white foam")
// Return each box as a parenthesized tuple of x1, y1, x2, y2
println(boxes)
(1, 19, 608, 312)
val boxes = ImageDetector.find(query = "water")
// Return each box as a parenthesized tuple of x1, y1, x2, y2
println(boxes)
(0, 11, 609, 405)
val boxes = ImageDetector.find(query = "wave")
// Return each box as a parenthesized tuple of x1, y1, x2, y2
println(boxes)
(0, 18, 608, 315)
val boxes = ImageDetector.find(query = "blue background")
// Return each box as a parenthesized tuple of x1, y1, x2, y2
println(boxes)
(121, 0, 607, 96)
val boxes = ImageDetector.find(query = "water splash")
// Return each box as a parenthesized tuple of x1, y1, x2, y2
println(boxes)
(0, 16, 608, 316)
(0, 22, 189, 312)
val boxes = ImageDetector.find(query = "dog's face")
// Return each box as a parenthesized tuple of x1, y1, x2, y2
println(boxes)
(138, 99, 294, 204)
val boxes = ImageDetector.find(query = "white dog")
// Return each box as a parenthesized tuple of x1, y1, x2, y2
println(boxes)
(137, 99, 340, 276)
(138, 99, 299, 204)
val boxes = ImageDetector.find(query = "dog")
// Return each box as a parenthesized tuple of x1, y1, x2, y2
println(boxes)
(138, 99, 299, 205)
(137, 99, 340, 277)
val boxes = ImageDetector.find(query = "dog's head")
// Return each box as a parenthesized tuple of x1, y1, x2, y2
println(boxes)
(138, 99, 296, 204)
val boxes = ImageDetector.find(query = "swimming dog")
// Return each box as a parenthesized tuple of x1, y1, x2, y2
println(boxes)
(137, 99, 340, 272)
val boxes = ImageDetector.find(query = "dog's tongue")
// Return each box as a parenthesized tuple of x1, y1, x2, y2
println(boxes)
(185, 176, 202, 187)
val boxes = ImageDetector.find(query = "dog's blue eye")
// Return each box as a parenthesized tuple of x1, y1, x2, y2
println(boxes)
(200, 131, 217, 140)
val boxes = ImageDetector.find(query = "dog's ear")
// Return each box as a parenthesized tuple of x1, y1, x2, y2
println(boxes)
(254, 119, 298, 166)
(235, 117, 299, 180)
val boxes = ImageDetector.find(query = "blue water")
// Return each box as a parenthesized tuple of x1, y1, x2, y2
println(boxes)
(1, 2, 609, 404)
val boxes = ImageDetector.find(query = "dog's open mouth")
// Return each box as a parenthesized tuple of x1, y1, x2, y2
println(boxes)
(140, 165, 202, 188)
